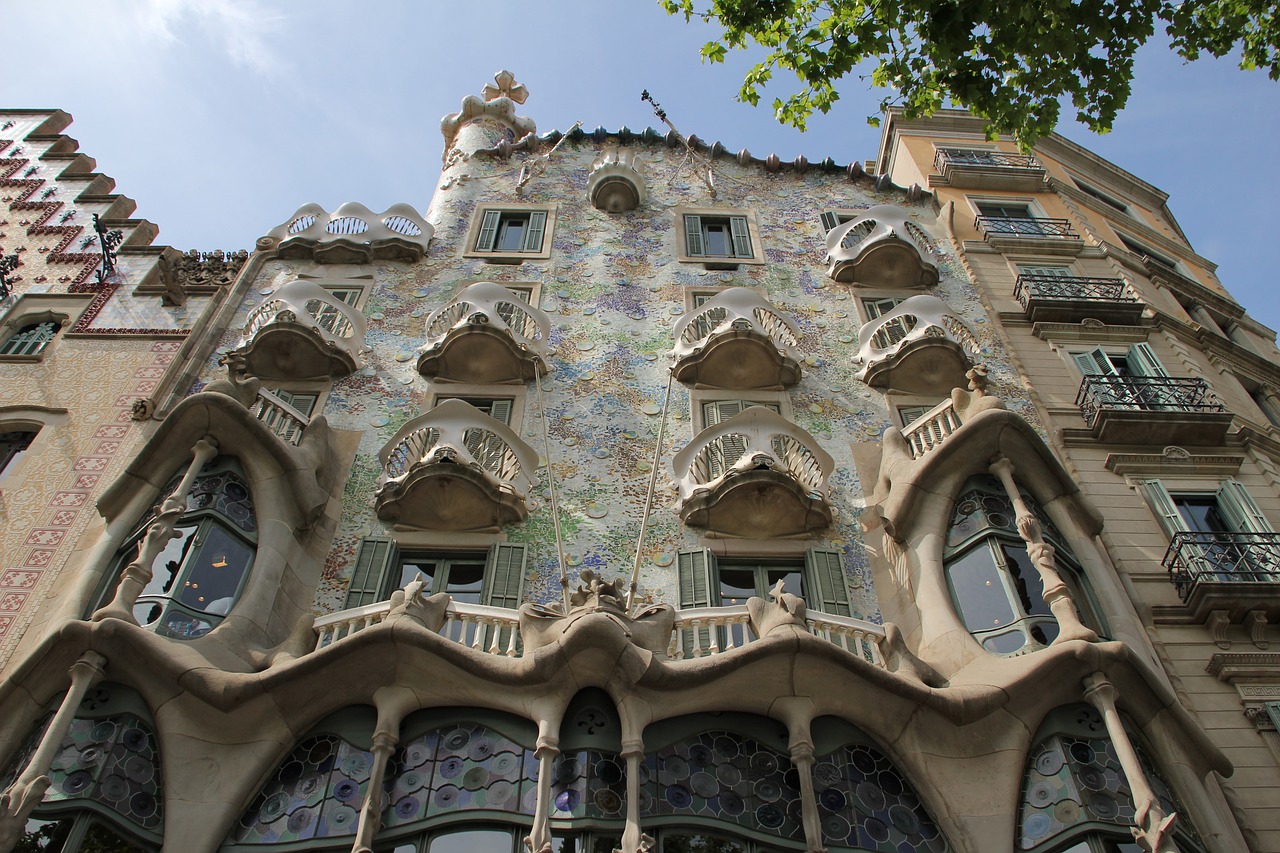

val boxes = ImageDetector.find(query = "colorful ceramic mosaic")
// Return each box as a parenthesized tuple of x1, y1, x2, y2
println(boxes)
(812, 742, 948, 852)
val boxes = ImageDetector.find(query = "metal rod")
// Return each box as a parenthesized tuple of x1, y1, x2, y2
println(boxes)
(627, 371, 675, 612)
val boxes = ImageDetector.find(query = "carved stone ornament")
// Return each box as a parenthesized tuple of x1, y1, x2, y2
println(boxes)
(441, 70, 538, 155)
(384, 576, 450, 632)
(519, 569, 675, 657)
(745, 579, 809, 639)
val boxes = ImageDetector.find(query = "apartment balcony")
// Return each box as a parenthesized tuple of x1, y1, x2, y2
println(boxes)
(265, 202, 433, 263)
(248, 389, 311, 446)
(1014, 274, 1144, 324)
(824, 204, 940, 287)
(974, 216, 1084, 255)
(374, 399, 538, 531)
(417, 281, 551, 383)
(672, 406, 834, 538)
(236, 280, 367, 380)
(1164, 532, 1280, 623)
(1075, 376, 1233, 445)
(930, 148, 1047, 191)
(854, 295, 980, 394)
(670, 287, 803, 389)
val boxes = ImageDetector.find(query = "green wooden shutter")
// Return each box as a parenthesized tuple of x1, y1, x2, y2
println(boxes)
(819, 212, 842, 232)
(344, 537, 400, 609)
(684, 215, 704, 257)
(522, 211, 547, 252)
(475, 210, 501, 251)
(1073, 348, 1117, 376)
(1137, 480, 1191, 537)
(1216, 480, 1275, 534)
(483, 543, 526, 609)
(488, 398, 513, 426)
(1266, 701, 1280, 731)
(1127, 342, 1169, 378)
(805, 548, 852, 616)
(729, 216, 752, 258)
(676, 548, 715, 656)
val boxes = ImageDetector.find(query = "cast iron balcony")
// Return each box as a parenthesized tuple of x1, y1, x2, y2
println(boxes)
(670, 288, 803, 389)
(417, 281, 551, 384)
(672, 406, 834, 538)
(375, 399, 538, 531)
(236, 280, 367, 380)
(975, 216, 1083, 255)
(824, 205, 940, 287)
(931, 148, 1047, 191)
(1014, 274, 1143, 325)
(1075, 376, 1232, 445)
(854, 295, 981, 394)
(1164, 532, 1280, 622)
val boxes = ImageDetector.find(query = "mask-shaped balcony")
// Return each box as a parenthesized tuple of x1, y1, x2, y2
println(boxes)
(854, 295, 980, 394)
(375, 399, 538, 531)
(235, 280, 367, 380)
(670, 288, 803, 389)
(588, 147, 646, 212)
(417, 281, 551, 384)
(264, 202, 433, 263)
(824, 205, 939, 288)
(672, 406, 834, 538)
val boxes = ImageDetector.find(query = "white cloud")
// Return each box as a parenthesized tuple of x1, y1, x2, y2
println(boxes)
(131, 0, 288, 75)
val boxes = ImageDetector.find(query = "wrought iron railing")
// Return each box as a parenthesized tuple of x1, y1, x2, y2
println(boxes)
(935, 148, 1042, 172)
(1162, 531, 1280, 600)
(901, 399, 963, 459)
(1076, 376, 1226, 426)
(1014, 275, 1135, 308)
(975, 216, 1078, 239)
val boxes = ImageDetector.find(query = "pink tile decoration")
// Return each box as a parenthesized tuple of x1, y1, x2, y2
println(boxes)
(74, 473, 101, 489)
(50, 492, 88, 508)
(134, 381, 158, 392)
(23, 550, 55, 568)
(48, 510, 78, 526)
(24, 530, 65, 547)
(0, 616, 12, 636)
(115, 411, 134, 422)
(114, 396, 137, 407)
(0, 570, 40, 588)
(94, 425, 130, 439)
(94, 441, 121, 455)
(151, 341, 182, 352)
(73, 457, 110, 472)
(0, 593, 27, 612)
(153, 354, 175, 365)
(133, 367, 165, 379)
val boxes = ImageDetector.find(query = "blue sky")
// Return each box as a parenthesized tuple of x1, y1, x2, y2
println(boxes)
(5, 1, 1279, 332)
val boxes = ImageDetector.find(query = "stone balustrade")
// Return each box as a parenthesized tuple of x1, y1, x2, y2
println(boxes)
(248, 389, 311, 446)
(900, 398, 964, 459)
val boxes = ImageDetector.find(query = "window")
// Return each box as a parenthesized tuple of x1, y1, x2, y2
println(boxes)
(435, 396, 512, 425)
(1018, 264, 1073, 279)
(896, 404, 936, 428)
(343, 540, 526, 610)
(1116, 233, 1181, 272)
(819, 210, 853, 232)
(945, 475, 1099, 655)
(676, 548, 852, 617)
(697, 399, 782, 480)
(1138, 479, 1279, 583)
(1071, 343, 1166, 380)
(0, 428, 37, 485)
(0, 320, 58, 357)
(99, 460, 257, 640)
(675, 209, 763, 266)
(861, 297, 914, 344)
(1071, 178, 1131, 215)
(975, 201, 1048, 235)
(465, 206, 554, 260)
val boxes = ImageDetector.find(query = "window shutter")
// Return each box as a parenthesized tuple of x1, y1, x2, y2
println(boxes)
(487, 398, 513, 426)
(1266, 701, 1280, 731)
(684, 215, 704, 257)
(475, 210, 501, 252)
(805, 548, 852, 616)
(522, 211, 547, 252)
(729, 216, 752, 258)
(1216, 480, 1275, 534)
(1073, 348, 1116, 376)
(1019, 265, 1072, 279)
(483, 543, 526, 609)
(1126, 343, 1169, 378)
(344, 537, 400, 609)
(819, 212, 842, 232)
(676, 548, 714, 608)
(1136, 480, 1191, 538)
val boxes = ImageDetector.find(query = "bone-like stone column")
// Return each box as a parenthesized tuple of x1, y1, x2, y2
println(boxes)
(350, 686, 416, 853)
(93, 437, 219, 624)
(790, 739, 828, 853)
(1083, 673, 1179, 853)
(989, 456, 1097, 644)
(0, 651, 107, 852)
(525, 734, 559, 853)
(616, 736, 653, 853)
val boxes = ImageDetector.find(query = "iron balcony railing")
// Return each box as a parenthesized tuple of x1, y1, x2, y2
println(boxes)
(1014, 274, 1135, 307)
(1075, 376, 1226, 426)
(1162, 531, 1280, 601)
(934, 148, 1042, 172)
(975, 216, 1078, 239)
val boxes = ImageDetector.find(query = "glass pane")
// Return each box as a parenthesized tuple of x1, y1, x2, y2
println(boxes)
(764, 569, 804, 598)
(981, 630, 1027, 654)
(1000, 543, 1050, 617)
(660, 832, 746, 853)
(703, 223, 730, 256)
(175, 525, 253, 614)
(78, 822, 151, 852)
(14, 818, 72, 852)
(495, 217, 526, 252)
(443, 560, 485, 604)
(399, 561, 436, 591)
(947, 545, 1017, 632)
(429, 828, 513, 853)
(718, 569, 756, 606)
(1174, 496, 1228, 533)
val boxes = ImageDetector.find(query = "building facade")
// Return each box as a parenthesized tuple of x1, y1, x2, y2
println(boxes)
(0, 74, 1275, 853)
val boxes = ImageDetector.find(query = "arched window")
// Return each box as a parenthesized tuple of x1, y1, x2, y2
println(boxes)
(0, 427, 37, 484)
(945, 475, 1100, 655)
(0, 320, 58, 356)
(0, 682, 163, 852)
(1018, 704, 1204, 853)
(101, 459, 257, 640)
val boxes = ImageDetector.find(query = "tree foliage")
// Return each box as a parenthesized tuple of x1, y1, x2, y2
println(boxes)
(661, 0, 1279, 146)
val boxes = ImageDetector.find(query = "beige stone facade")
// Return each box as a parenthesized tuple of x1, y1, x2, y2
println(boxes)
(0, 82, 1275, 853)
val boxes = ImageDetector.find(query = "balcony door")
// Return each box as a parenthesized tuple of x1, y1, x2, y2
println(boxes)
(1140, 480, 1279, 584)
(1073, 343, 1171, 409)
(976, 202, 1045, 235)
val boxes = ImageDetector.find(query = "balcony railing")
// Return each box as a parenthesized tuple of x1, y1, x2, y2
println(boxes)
(1013, 274, 1143, 324)
(671, 288, 803, 388)
(375, 399, 538, 530)
(975, 216, 1078, 239)
(901, 398, 963, 459)
(934, 148, 1042, 171)
(265, 201, 434, 262)
(1163, 531, 1280, 601)
(417, 281, 551, 383)
(237, 279, 367, 379)
(854, 294, 980, 392)
(249, 390, 311, 446)
(824, 204, 939, 287)
(313, 599, 886, 666)
(1076, 376, 1226, 426)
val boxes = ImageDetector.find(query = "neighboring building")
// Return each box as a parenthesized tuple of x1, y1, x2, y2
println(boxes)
(0, 75, 1274, 853)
